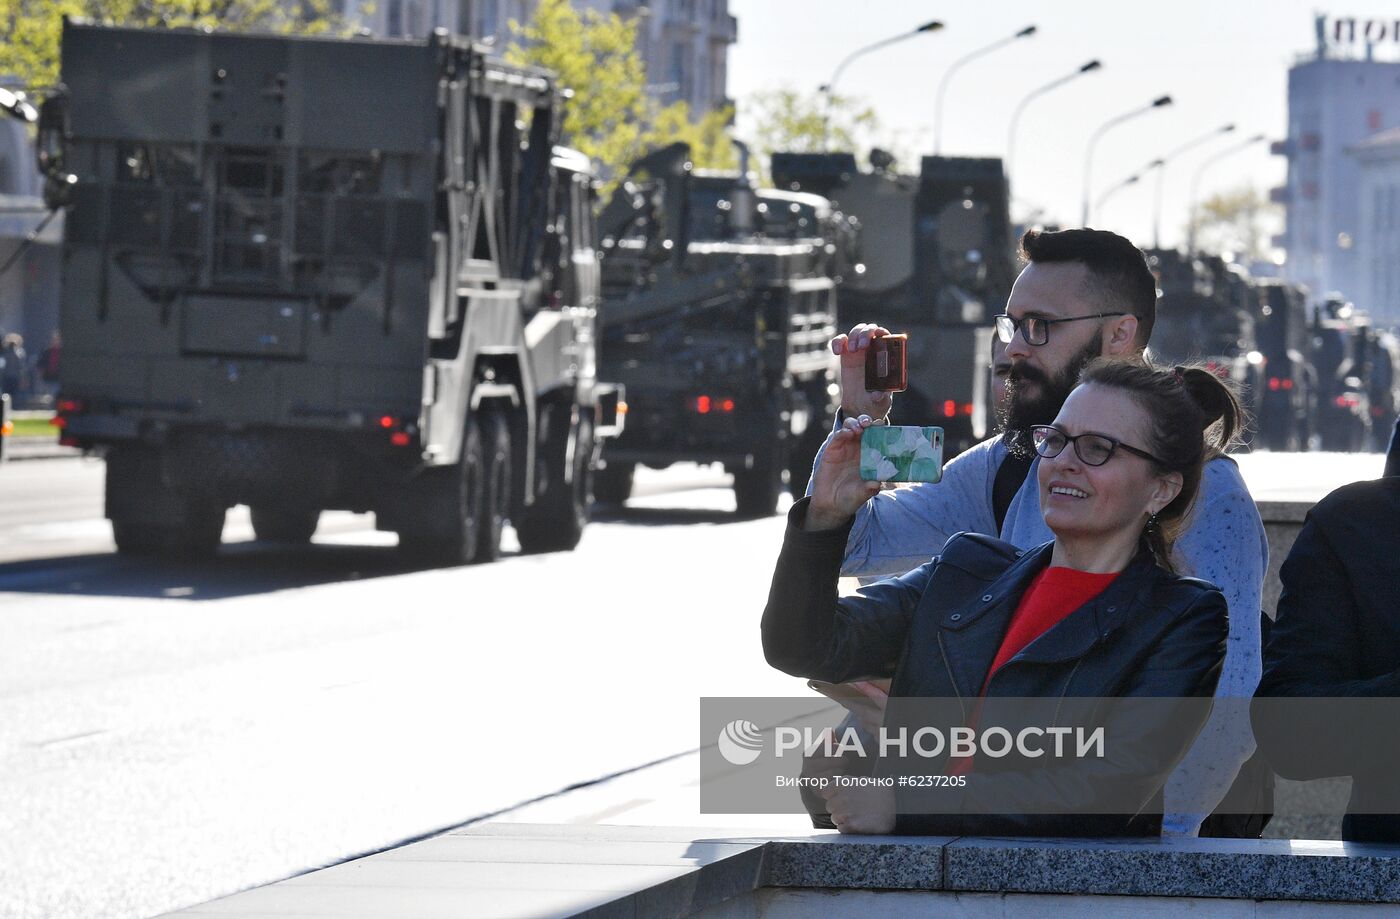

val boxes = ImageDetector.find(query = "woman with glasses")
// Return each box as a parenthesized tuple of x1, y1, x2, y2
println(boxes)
(762, 358, 1245, 836)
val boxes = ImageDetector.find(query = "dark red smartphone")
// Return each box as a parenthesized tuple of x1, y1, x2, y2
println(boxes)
(864, 334, 908, 392)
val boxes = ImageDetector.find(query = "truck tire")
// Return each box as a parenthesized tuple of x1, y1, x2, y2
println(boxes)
(107, 446, 224, 559)
(398, 414, 485, 565)
(518, 404, 592, 553)
(473, 410, 512, 563)
(734, 440, 786, 518)
(593, 460, 634, 505)
(251, 506, 320, 544)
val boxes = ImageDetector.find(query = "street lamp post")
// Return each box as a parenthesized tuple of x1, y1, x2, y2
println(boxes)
(1144, 123, 1235, 249)
(1095, 172, 1142, 223)
(1081, 94, 1173, 226)
(933, 25, 1038, 155)
(822, 20, 944, 150)
(1006, 59, 1102, 181)
(1187, 132, 1268, 253)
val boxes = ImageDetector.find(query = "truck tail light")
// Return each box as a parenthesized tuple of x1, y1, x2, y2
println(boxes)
(942, 400, 956, 418)
(692, 396, 735, 414)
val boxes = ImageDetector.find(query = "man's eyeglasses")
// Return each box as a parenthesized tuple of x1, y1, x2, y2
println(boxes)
(994, 312, 1129, 346)
(1029, 424, 1167, 467)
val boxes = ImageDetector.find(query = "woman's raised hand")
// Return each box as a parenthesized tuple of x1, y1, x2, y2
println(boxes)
(805, 415, 883, 531)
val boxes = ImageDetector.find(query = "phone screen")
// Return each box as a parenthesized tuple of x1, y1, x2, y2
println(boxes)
(859, 425, 944, 483)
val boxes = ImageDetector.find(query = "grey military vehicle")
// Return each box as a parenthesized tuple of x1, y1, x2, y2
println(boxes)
(594, 142, 844, 516)
(38, 21, 621, 562)
(770, 151, 1014, 456)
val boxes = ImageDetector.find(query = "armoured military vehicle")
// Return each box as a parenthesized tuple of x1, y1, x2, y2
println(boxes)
(1144, 249, 1264, 445)
(1252, 279, 1316, 451)
(769, 150, 1014, 456)
(594, 142, 843, 516)
(1311, 296, 1373, 452)
(38, 21, 621, 562)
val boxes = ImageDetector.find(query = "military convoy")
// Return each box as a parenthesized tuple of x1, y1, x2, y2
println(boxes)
(30, 22, 1399, 561)
(592, 143, 846, 515)
(38, 21, 621, 561)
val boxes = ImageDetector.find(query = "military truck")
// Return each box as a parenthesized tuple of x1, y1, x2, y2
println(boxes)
(769, 150, 1014, 456)
(594, 142, 843, 516)
(1252, 279, 1315, 451)
(1311, 296, 1373, 452)
(38, 21, 621, 562)
(1144, 249, 1264, 445)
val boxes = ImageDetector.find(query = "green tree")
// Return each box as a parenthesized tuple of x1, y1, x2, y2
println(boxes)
(505, 0, 733, 187)
(1188, 185, 1282, 262)
(0, 0, 351, 93)
(742, 87, 880, 181)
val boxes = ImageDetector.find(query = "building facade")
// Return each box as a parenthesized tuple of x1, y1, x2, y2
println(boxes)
(1352, 128, 1400, 326)
(1272, 15, 1400, 308)
(343, 0, 736, 116)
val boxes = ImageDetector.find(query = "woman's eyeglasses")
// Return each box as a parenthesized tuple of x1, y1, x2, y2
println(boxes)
(1030, 424, 1167, 467)
(994, 312, 1129, 346)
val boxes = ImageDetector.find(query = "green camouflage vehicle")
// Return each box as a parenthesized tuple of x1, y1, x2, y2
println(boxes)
(39, 21, 621, 562)
(594, 143, 845, 516)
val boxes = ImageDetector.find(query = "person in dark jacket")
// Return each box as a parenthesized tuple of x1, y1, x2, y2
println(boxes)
(1251, 476, 1400, 842)
(763, 359, 1240, 836)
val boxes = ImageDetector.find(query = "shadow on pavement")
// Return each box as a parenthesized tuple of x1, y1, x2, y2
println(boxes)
(0, 539, 485, 601)
(591, 504, 771, 526)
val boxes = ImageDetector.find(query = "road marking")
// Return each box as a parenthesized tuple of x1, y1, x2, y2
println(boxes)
(35, 729, 108, 749)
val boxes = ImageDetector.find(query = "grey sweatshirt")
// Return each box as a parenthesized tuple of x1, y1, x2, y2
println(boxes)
(812, 432, 1267, 836)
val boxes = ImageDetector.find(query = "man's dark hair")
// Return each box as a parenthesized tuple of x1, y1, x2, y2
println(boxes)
(1019, 228, 1157, 347)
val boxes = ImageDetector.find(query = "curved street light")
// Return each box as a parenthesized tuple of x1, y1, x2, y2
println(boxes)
(1143, 123, 1236, 248)
(1081, 94, 1173, 226)
(1187, 133, 1268, 253)
(822, 20, 944, 150)
(1006, 59, 1102, 181)
(933, 25, 1037, 155)
(1095, 172, 1142, 220)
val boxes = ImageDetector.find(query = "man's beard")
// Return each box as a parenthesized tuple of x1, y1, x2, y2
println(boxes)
(997, 336, 1103, 457)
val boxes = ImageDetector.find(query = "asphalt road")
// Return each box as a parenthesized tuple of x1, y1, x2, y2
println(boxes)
(0, 457, 806, 919)
(0, 449, 1387, 919)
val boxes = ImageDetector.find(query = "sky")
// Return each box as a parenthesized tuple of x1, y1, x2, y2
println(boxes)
(727, 0, 1400, 252)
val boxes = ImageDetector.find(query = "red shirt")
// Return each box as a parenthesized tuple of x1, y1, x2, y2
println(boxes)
(978, 566, 1121, 695)
(948, 566, 1119, 776)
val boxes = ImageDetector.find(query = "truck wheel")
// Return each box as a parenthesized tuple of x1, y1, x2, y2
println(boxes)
(398, 414, 485, 565)
(734, 442, 786, 518)
(518, 405, 592, 553)
(251, 506, 320, 544)
(593, 460, 634, 505)
(473, 410, 512, 563)
(107, 445, 225, 559)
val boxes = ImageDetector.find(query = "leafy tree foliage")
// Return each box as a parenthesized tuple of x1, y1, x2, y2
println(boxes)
(0, 0, 351, 93)
(742, 87, 880, 181)
(505, 0, 734, 188)
(1189, 185, 1282, 261)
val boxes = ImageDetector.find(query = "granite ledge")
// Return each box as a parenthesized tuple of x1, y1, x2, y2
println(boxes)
(758, 835, 1400, 904)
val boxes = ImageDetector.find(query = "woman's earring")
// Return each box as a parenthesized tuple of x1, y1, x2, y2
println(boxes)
(1146, 511, 1159, 533)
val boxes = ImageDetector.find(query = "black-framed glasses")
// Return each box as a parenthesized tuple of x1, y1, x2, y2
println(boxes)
(1029, 424, 1167, 467)
(994, 312, 1129, 346)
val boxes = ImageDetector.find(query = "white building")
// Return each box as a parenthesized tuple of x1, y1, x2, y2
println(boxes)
(343, 0, 736, 116)
(1272, 15, 1400, 307)
(1351, 128, 1400, 327)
